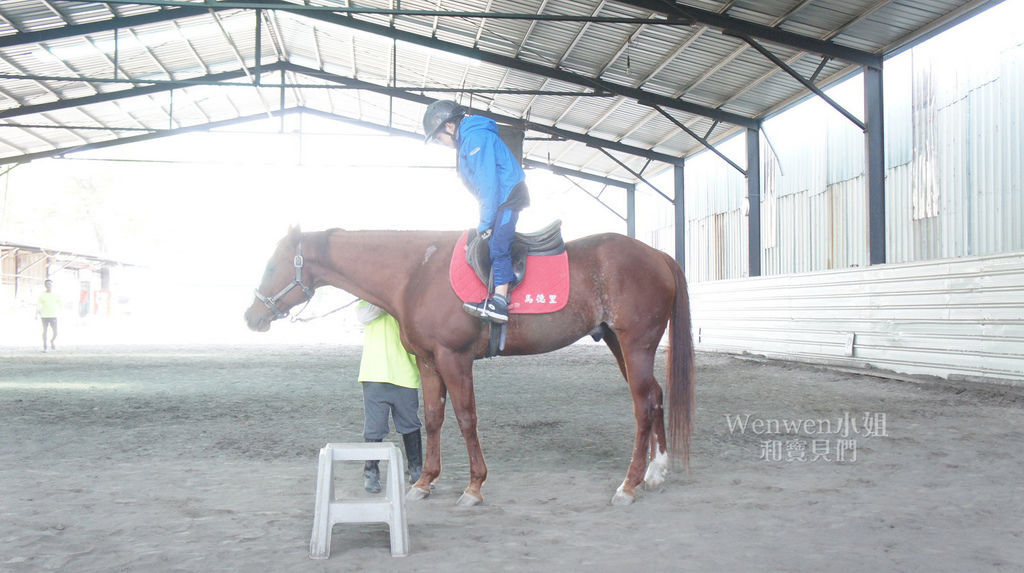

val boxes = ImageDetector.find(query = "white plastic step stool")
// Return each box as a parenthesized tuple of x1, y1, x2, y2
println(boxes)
(309, 442, 409, 558)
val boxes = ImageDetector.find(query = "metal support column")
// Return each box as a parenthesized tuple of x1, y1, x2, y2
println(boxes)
(865, 65, 886, 265)
(746, 127, 761, 277)
(626, 184, 636, 238)
(674, 163, 685, 269)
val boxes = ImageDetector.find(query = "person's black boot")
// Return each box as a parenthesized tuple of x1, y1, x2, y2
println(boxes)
(402, 430, 423, 485)
(363, 438, 383, 493)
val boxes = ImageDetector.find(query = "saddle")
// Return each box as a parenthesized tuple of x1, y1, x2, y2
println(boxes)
(464, 220, 565, 290)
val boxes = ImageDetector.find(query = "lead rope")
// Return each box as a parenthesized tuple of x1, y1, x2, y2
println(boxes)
(289, 296, 361, 323)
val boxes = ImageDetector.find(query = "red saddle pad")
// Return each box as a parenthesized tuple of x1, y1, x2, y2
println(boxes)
(448, 230, 569, 314)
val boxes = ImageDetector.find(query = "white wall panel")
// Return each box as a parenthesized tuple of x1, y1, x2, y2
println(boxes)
(689, 253, 1024, 383)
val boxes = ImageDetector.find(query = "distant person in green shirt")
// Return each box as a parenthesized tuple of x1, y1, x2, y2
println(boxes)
(36, 279, 61, 352)
(356, 301, 423, 494)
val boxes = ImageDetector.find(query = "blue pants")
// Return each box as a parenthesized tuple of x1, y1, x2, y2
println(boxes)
(489, 208, 519, 287)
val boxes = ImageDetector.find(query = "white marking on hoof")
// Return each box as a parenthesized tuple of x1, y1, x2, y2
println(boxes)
(611, 481, 636, 506)
(456, 491, 482, 506)
(644, 448, 669, 489)
(406, 485, 430, 501)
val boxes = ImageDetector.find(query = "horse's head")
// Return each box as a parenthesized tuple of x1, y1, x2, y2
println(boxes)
(244, 225, 316, 332)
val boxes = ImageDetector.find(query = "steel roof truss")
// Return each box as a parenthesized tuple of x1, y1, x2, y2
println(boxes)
(0, 59, 681, 166)
(0, 7, 209, 49)
(263, 1, 758, 129)
(0, 3, 757, 129)
(0, 108, 290, 165)
(282, 62, 682, 164)
(611, 0, 881, 68)
(0, 68, 257, 120)
(559, 174, 626, 222)
(522, 157, 631, 189)
(735, 33, 865, 131)
(595, 147, 671, 204)
(654, 106, 745, 175)
(94, 1, 695, 25)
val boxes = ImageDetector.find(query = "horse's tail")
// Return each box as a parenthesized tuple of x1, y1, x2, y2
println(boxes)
(663, 251, 696, 470)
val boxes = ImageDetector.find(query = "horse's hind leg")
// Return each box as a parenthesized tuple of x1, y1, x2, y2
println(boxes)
(606, 328, 667, 468)
(610, 339, 669, 506)
(602, 325, 629, 381)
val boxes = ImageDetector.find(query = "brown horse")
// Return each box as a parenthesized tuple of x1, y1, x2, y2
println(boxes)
(244, 226, 695, 506)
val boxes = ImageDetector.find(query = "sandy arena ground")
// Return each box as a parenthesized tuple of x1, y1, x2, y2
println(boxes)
(1, 342, 1023, 572)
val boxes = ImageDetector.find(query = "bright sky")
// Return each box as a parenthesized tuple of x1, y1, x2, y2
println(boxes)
(0, 115, 629, 346)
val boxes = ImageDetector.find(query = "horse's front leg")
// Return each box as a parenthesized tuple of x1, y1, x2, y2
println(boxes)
(408, 363, 446, 500)
(435, 348, 487, 506)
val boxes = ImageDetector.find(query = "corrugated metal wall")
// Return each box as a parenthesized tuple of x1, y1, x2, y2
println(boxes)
(0, 250, 48, 310)
(885, 30, 1024, 263)
(634, 4, 1024, 383)
(639, 6, 1024, 279)
(690, 252, 1024, 383)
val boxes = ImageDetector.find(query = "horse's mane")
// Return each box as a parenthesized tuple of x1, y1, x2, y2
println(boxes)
(307, 226, 465, 265)
(314, 228, 343, 261)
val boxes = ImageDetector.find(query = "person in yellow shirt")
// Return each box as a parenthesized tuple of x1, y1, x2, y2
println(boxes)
(356, 301, 423, 493)
(36, 279, 61, 352)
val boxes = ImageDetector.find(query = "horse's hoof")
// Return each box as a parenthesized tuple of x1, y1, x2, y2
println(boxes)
(456, 491, 482, 507)
(610, 490, 636, 505)
(406, 486, 430, 501)
(611, 481, 637, 506)
(644, 449, 669, 489)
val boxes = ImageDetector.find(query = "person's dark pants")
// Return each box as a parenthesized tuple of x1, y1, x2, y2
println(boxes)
(361, 382, 421, 439)
(40, 317, 57, 349)
(361, 381, 422, 489)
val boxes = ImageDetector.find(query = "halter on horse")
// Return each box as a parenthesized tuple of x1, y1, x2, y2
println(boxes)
(245, 226, 695, 506)
(251, 240, 316, 320)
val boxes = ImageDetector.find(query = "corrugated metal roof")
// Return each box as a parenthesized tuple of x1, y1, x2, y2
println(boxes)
(0, 0, 1003, 183)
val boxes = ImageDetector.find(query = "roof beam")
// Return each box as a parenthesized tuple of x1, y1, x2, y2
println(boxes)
(88, 1, 693, 25)
(252, 0, 758, 129)
(653, 106, 746, 174)
(0, 104, 634, 190)
(0, 67, 259, 120)
(735, 33, 865, 130)
(610, 0, 882, 68)
(280, 62, 682, 165)
(0, 6, 208, 49)
(0, 2, 757, 129)
(0, 59, 682, 165)
(522, 157, 632, 189)
(595, 148, 672, 203)
(0, 108, 294, 165)
(0, 71, 616, 97)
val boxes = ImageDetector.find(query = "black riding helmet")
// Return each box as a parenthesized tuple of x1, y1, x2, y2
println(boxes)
(422, 100, 466, 143)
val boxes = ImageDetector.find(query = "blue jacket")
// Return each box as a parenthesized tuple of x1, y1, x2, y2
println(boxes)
(456, 115, 526, 233)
